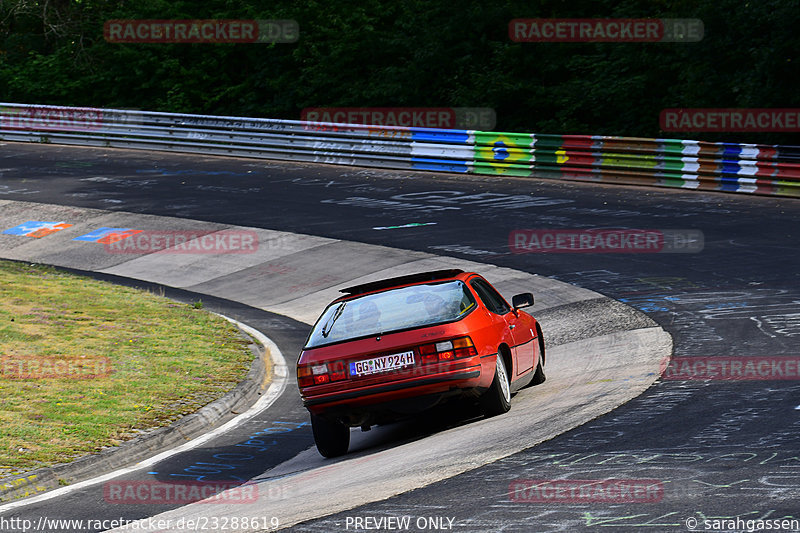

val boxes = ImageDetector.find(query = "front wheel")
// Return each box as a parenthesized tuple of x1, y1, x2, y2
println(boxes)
(311, 413, 350, 458)
(481, 353, 511, 417)
(525, 333, 546, 387)
(530, 355, 546, 385)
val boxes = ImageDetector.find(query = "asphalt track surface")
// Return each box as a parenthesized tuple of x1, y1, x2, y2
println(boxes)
(0, 142, 799, 532)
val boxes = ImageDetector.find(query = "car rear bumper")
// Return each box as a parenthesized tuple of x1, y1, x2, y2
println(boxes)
(304, 369, 481, 407)
(301, 363, 485, 424)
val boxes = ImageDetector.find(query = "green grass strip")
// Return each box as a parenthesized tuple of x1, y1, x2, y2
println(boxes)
(0, 260, 258, 477)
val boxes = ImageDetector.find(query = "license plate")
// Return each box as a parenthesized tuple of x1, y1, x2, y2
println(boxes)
(350, 350, 415, 377)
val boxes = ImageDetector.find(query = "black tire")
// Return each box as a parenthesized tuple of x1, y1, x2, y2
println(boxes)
(311, 413, 350, 458)
(530, 357, 546, 385)
(526, 331, 546, 386)
(480, 352, 512, 417)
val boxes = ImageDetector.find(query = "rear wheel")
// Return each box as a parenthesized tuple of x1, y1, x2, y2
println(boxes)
(311, 413, 350, 458)
(481, 353, 511, 417)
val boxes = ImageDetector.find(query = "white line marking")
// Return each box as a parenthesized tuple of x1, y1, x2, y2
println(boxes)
(0, 315, 288, 513)
(373, 222, 437, 230)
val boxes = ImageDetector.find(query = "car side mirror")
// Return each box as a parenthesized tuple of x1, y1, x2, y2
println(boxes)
(512, 293, 534, 310)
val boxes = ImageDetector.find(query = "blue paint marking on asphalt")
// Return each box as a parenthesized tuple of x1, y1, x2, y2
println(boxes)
(703, 302, 749, 309)
(3, 221, 68, 236)
(72, 227, 131, 242)
(618, 294, 676, 312)
(163, 420, 310, 482)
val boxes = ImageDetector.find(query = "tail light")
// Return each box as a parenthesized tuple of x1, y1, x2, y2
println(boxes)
(298, 360, 347, 388)
(298, 336, 477, 388)
(419, 336, 476, 364)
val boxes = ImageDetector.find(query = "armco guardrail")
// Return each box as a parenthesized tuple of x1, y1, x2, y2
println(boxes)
(1, 103, 799, 197)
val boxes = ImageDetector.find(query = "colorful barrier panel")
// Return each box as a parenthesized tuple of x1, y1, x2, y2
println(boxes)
(1, 103, 798, 197)
(470, 133, 800, 196)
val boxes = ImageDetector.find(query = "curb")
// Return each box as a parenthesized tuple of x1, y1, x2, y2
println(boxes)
(0, 312, 270, 503)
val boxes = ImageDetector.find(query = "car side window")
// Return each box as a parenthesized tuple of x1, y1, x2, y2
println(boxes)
(470, 279, 511, 315)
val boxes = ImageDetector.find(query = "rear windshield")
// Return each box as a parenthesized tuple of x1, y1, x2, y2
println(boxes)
(305, 280, 476, 348)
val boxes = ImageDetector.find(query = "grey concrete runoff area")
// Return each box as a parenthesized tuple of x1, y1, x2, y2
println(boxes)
(0, 199, 671, 530)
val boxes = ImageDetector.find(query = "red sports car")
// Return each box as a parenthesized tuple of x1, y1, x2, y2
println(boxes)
(297, 269, 546, 457)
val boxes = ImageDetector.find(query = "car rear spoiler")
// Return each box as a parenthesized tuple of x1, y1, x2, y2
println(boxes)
(340, 269, 465, 295)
